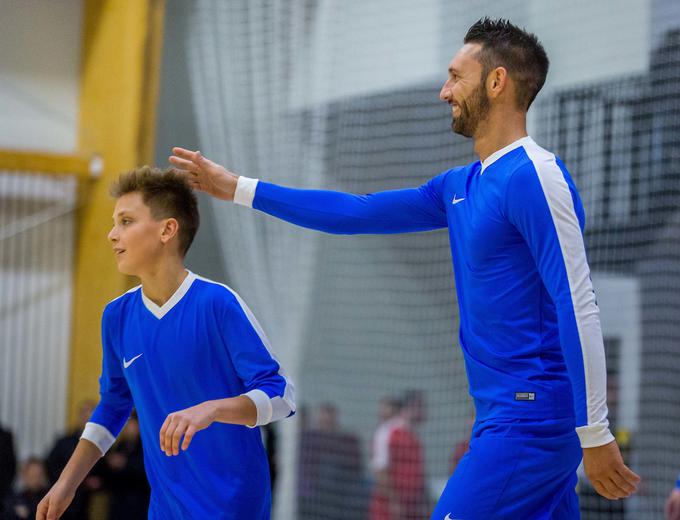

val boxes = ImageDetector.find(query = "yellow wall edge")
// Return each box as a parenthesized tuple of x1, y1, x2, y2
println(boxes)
(0, 149, 92, 178)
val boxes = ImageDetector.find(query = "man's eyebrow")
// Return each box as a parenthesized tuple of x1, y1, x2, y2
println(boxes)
(448, 67, 460, 75)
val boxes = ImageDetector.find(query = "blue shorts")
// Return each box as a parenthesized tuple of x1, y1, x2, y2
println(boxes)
(431, 418, 582, 520)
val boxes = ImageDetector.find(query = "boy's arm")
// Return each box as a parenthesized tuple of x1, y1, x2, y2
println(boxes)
(159, 395, 257, 456)
(38, 307, 133, 519)
(36, 440, 102, 520)
(170, 148, 448, 234)
(160, 290, 294, 456)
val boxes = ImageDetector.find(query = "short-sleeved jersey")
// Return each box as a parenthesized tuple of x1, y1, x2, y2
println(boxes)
(82, 272, 295, 519)
(234, 136, 612, 448)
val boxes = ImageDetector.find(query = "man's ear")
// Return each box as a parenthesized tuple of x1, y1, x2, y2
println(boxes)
(487, 66, 509, 99)
(160, 218, 180, 245)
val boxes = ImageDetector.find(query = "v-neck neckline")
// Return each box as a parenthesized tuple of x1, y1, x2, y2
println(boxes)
(480, 136, 533, 174)
(140, 270, 195, 320)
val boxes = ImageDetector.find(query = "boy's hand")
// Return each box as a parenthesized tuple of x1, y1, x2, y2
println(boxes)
(582, 440, 640, 499)
(36, 482, 75, 520)
(170, 148, 239, 201)
(160, 400, 217, 456)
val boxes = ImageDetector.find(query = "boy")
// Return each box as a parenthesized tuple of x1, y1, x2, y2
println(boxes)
(37, 167, 295, 519)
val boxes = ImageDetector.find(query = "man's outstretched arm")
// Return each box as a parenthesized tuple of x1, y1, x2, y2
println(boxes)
(170, 148, 448, 235)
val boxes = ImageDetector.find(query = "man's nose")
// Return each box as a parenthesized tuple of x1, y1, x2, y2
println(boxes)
(439, 82, 451, 102)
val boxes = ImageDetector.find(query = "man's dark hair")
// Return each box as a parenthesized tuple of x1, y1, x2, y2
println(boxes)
(464, 17, 549, 110)
(110, 166, 199, 256)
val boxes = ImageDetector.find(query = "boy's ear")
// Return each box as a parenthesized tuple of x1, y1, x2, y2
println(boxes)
(160, 218, 180, 245)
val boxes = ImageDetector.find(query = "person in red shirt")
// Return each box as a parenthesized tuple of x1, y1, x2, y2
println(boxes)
(370, 391, 427, 520)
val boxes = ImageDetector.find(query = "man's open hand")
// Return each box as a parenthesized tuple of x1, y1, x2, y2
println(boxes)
(170, 147, 239, 201)
(582, 440, 640, 499)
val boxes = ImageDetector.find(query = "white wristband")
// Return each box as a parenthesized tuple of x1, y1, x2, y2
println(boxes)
(234, 177, 259, 208)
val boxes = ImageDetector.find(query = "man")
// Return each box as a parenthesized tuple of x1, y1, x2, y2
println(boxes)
(37, 167, 295, 519)
(171, 17, 639, 519)
(666, 473, 680, 520)
(370, 391, 426, 520)
(299, 404, 363, 520)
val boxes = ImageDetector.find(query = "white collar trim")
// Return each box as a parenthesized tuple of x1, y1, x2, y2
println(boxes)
(480, 135, 534, 174)
(141, 270, 195, 319)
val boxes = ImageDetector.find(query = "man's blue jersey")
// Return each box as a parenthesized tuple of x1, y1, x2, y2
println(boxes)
(82, 272, 295, 519)
(234, 136, 611, 448)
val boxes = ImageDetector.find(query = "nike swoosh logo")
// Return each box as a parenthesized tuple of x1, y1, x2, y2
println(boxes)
(444, 514, 460, 520)
(123, 353, 143, 369)
(451, 195, 465, 205)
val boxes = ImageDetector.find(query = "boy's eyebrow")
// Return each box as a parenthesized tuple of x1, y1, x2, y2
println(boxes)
(112, 210, 131, 220)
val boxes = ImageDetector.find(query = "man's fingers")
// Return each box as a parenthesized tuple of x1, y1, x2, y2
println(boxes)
(181, 425, 197, 451)
(592, 479, 618, 500)
(609, 471, 636, 496)
(171, 147, 196, 159)
(616, 466, 640, 493)
(618, 464, 641, 486)
(169, 156, 199, 172)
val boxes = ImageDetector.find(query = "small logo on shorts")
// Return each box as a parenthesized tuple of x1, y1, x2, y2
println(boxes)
(515, 392, 536, 401)
(444, 514, 462, 520)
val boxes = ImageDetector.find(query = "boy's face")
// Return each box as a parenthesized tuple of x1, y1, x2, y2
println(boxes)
(108, 192, 169, 276)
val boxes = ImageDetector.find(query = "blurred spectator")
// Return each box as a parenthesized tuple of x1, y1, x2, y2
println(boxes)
(297, 405, 313, 516)
(666, 473, 680, 520)
(0, 421, 16, 511)
(369, 390, 427, 520)
(102, 411, 149, 520)
(299, 403, 364, 520)
(3, 457, 48, 520)
(449, 413, 474, 475)
(371, 397, 402, 475)
(261, 422, 278, 494)
(46, 400, 104, 520)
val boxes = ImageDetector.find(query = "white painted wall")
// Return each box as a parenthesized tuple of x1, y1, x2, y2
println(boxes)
(0, 172, 77, 461)
(0, 0, 83, 465)
(592, 273, 642, 432)
(530, 0, 649, 92)
(0, 0, 82, 152)
(289, 0, 650, 108)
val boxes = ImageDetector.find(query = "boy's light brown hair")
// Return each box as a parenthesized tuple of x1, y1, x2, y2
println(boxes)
(110, 166, 199, 256)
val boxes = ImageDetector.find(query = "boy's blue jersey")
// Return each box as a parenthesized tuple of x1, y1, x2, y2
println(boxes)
(82, 272, 295, 519)
(235, 136, 612, 448)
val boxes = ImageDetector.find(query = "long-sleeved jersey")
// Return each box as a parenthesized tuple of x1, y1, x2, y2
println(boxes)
(234, 136, 612, 448)
(82, 272, 295, 519)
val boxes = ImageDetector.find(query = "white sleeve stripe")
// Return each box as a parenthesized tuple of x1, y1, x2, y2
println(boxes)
(81, 422, 116, 455)
(193, 275, 296, 425)
(234, 176, 259, 208)
(524, 140, 612, 447)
